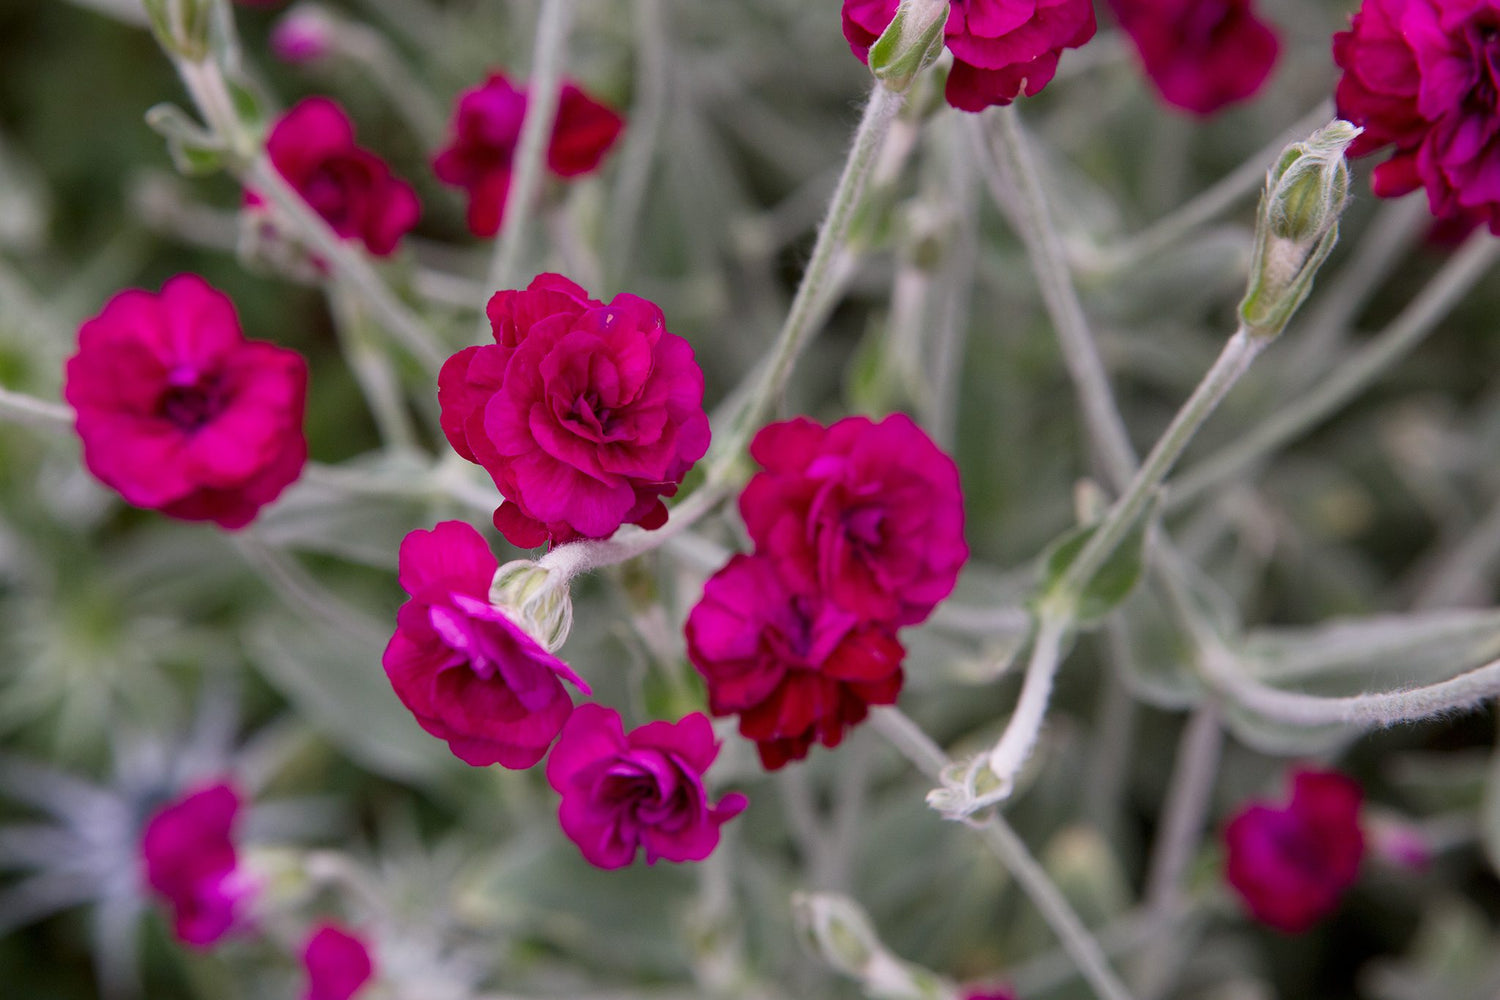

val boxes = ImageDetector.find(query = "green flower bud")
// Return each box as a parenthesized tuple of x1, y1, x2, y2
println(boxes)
(868, 0, 950, 93)
(1239, 120, 1361, 341)
(490, 560, 574, 651)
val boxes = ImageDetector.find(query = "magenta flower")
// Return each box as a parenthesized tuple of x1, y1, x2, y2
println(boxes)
(843, 0, 1097, 112)
(1334, 0, 1500, 234)
(302, 923, 375, 1000)
(963, 990, 1018, 1000)
(740, 415, 967, 628)
(383, 521, 591, 767)
(271, 8, 333, 63)
(141, 781, 255, 948)
(1108, 0, 1280, 115)
(685, 554, 905, 770)
(1223, 768, 1364, 933)
(433, 73, 623, 237)
(438, 273, 710, 548)
(261, 97, 420, 256)
(64, 274, 308, 530)
(545, 704, 748, 869)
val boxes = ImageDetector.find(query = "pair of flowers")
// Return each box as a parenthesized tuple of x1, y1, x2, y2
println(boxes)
(141, 782, 374, 1000)
(260, 72, 622, 261)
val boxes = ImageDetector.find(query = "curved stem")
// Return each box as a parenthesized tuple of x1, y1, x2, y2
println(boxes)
(0, 388, 72, 428)
(1170, 232, 1500, 509)
(478, 0, 575, 327)
(536, 480, 732, 582)
(985, 613, 1068, 796)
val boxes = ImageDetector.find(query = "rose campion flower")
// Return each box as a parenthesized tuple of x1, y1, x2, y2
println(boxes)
(1334, 0, 1500, 234)
(842, 0, 1097, 112)
(271, 7, 334, 63)
(383, 520, 592, 767)
(433, 73, 623, 237)
(64, 274, 308, 530)
(302, 923, 375, 1000)
(438, 273, 710, 548)
(685, 554, 905, 770)
(141, 781, 255, 948)
(963, 990, 1018, 1000)
(261, 97, 420, 256)
(1223, 768, 1364, 932)
(545, 704, 749, 869)
(739, 414, 967, 628)
(1108, 0, 1280, 115)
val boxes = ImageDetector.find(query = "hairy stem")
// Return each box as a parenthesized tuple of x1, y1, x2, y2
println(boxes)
(0, 387, 72, 428)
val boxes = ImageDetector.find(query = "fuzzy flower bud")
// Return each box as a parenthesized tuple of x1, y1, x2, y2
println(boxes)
(1239, 120, 1360, 341)
(792, 893, 953, 1000)
(143, 0, 215, 61)
(866, 0, 950, 93)
(490, 559, 574, 652)
(271, 4, 338, 63)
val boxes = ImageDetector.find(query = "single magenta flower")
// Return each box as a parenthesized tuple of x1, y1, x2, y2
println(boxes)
(1107, 0, 1280, 115)
(843, 0, 1097, 112)
(141, 781, 256, 948)
(433, 72, 623, 238)
(1223, 768, 1364, 933)
(1334, 0, 1500, 234)
(258, 97, 420, 256)
(545, 704, 747, 869)
(739, 414, 967, 628)
(301, 922, 375, 1000)
(382, 521, 592, 768)
(685, 554, 905, 770)
(64, 274, 308, 529)
(271, 5, 336, 63)
(438, 273, 710, 548)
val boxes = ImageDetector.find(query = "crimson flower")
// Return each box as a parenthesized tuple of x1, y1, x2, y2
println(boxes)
(545, 704, 748, 869)
(262, 97, 420, 256)
(433, 73, 623, 237)
(1223, 768, 1364, 932)
(843, 0, 1097, 111)
(1334, 0, 1500, 233)
(64, 274, 307, 529)
(739, 415, 967, 628)
(1108, 0, 1280, 115)
(302, 923, 375, 1000)
(438, 273, 710, 548)
(685, 554, 905, 770)
(140, 781, 255, 948)
(382, 520, 591, 768)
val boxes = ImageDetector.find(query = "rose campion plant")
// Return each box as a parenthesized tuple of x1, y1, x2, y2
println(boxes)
(1334, 0, 1500, 233)
(141, 781, 256, 948)
(260, 97, 420, 256)
(1108, 0, 1280, 115)
(382, 520, 592, 768)
(1223, 768, 1365, 932)
(842, 0, 1097, 111)
(64, 274, 308, 529)
(545, 704, 748, 869)
(685, 554, 905, 769)
(301, 923, 375, 1000)
(433, 73, 623, 237)
(739, 415, 967, 627)
(438, 273, 710, 548)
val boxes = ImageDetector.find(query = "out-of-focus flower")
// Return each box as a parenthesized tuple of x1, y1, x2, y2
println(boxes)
(141, 781, 255, 948)
(962, 990, 1019, 1000)
(271, 5, 336, 63)
(64, 274, 307, 530)
(739, 414, 967, 627)
(685, 554, 905, 770)
(438, 273, 710, 548)
(545, 704, 747, 869)
(1223, 768, 1364, 932)
(1334, 0, 1500, 234)
(1107, 0, 1280, 115)
(433, 73, 623, 237)
(302, 922, 375, 1000)
(843, 0, 1097, 112)
(259, 97, 420, 256)
(382, 521, 592, 767)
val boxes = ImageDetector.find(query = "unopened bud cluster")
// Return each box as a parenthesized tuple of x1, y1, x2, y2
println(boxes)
(491, 560, 575, 652)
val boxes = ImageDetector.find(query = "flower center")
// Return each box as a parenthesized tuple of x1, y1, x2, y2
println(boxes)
(842, 504, 886, 549)
(159, 372, 224, 431)
(1469, 15, 1500, 110)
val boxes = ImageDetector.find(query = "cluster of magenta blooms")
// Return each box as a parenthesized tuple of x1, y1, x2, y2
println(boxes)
(60, 0, 1500, 992)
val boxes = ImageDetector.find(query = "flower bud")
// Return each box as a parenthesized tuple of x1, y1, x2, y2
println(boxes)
(271, 4, 338, 64)
(868, 0, 950, 93)
(1239, 120, 1361, 341)
(792, 893, 954, 1000)
(143, 0, 215, 61)
(490, 560, 574, 651)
